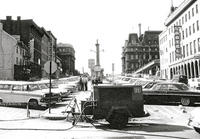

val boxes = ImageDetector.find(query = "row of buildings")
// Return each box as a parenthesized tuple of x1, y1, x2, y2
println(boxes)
(122, 0, 200, 80)
(0, 16, 76, 80)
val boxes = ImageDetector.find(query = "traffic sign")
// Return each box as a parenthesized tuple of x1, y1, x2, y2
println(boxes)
(44, 61, 57, 74)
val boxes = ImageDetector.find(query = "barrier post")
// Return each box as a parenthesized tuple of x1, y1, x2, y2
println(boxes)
(27, 103, 30, 118)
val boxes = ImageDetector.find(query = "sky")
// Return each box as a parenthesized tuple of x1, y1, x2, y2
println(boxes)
(0, 0, 183, 74)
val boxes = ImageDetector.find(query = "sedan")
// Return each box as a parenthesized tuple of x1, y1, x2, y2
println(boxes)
(143, 82, 200, 106)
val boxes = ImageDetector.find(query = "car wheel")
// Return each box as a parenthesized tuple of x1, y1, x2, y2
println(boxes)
(181, 97, 190, 106)
(29, 99, 39, 107)
(194, 127, 200, 134)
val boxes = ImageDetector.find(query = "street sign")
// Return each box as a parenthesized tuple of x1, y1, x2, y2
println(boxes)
(44, 61, 57, 74)
(94, 65, 101, 72)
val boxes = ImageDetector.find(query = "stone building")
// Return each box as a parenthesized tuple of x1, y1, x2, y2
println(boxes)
(122, 30, 161, 75)
(57, 43, 75, 76)
(159, 0, 200, 79)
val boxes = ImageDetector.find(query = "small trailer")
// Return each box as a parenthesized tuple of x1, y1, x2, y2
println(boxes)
(82, 84, 145, 129)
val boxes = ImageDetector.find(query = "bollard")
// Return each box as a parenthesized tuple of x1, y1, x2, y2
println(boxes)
(27, 103, 30, 118)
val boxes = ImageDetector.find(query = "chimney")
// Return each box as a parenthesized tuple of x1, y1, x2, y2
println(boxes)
(6, 16, 12, 20)
(17, 16, 21, 21)
(138, 23, 141, 37)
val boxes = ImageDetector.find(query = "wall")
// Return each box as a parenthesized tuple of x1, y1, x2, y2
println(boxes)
(0, 24, 17, 80)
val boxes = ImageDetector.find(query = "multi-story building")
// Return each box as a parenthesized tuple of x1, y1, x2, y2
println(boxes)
(0, 16, 57, 80)
(0, 23, 28, 80)
(159, 0, 200, 79)
(122, 30, 161, 75)
(57, 43, 75, 76)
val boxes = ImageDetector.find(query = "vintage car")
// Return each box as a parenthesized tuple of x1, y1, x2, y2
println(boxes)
(143, 82, 200, 106)
(34, 80, 71, 99)
(0, 80, 61, 107)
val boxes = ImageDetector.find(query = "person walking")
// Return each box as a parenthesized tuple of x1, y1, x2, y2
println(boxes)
(82, 75, 88, 91)
(79, 76, 83, 91)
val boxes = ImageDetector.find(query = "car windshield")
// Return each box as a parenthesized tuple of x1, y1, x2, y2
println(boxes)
(144, 82, 157, 89)
(28, 84, 41, 91)
(46, 83, 59, 88)
(38, 84, 49, 89)
(174, 83, 189, 90)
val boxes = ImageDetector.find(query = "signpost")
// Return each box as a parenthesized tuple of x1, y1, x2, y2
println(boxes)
(174, 25, 182, 59)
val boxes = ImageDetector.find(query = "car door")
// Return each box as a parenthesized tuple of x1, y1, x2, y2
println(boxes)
(167, 84, 181, 103)
(11, 84, 25, 103)
(0, 84, 12, 103)
(153, 84, 169, 103)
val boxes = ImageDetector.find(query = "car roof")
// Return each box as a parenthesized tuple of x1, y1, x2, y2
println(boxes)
(0, 80, 30, 85)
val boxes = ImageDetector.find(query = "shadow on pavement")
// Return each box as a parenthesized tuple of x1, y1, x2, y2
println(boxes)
(93, 122, 192, 132)
(93, 122, 192, 139)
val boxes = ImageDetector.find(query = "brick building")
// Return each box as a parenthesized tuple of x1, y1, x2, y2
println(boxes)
(0, 16, 57, 80)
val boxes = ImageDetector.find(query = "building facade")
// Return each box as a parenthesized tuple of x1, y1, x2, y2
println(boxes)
(159, 0, 200, 79)
(122, 31, 161, 75)
(0, 23, 28, 80)
(0, 16, 57, 80)
(57, 43, 75, 76)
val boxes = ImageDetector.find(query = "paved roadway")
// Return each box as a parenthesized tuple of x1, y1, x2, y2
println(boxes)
(0, 82, 200, 139)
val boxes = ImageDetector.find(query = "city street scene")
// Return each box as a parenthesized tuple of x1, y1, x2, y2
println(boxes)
(0, 0, 200, 138)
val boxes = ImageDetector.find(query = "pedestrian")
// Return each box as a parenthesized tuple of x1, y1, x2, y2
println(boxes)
(82, 75, 88, 91)
(79, 76, 83, 91)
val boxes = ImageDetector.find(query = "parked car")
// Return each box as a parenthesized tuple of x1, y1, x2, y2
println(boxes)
(34, 80, 71, 99)
(55, 77, 79, 93)
(0, 80, 61, 107)
(188, 107, 200, 134)
(143, 82, 200, 106)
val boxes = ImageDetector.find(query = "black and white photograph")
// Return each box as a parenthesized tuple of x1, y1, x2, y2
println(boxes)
(0, 0, 200, 138)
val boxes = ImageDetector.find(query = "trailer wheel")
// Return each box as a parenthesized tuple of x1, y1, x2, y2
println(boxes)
(108, 112, 128, 129)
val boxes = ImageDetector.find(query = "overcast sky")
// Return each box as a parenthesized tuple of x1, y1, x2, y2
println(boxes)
(0, 0, 183, 74)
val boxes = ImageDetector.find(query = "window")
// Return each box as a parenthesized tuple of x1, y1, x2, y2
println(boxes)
(198, 38, 200, 52)
(16, 46, 18, 53)
(186, 28, 188, 38)
(188, 11, 191, 19)
(135, 54, 138, 59)
(192, 8, 194, 16)
(194, 40, 196, 54)
(182, 16, 184, 24)
(185, 14, 187, 22)
(182, 30, 184, 40)
(193, 23, 195, 33)
(190, 42, 193, 55)
(186, 44, 189, 56)
(179, 19, 181, 25)
(12, 85, 22, 91)
(196, 4, 198, 14)
(170, 53, 172, 63)
(197, 20, 199, 31)
(183, 45, 185, 58)
(189, 26, 191, 35)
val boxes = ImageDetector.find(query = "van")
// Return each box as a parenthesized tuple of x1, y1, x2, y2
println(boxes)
(0, 80, 61, 107)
